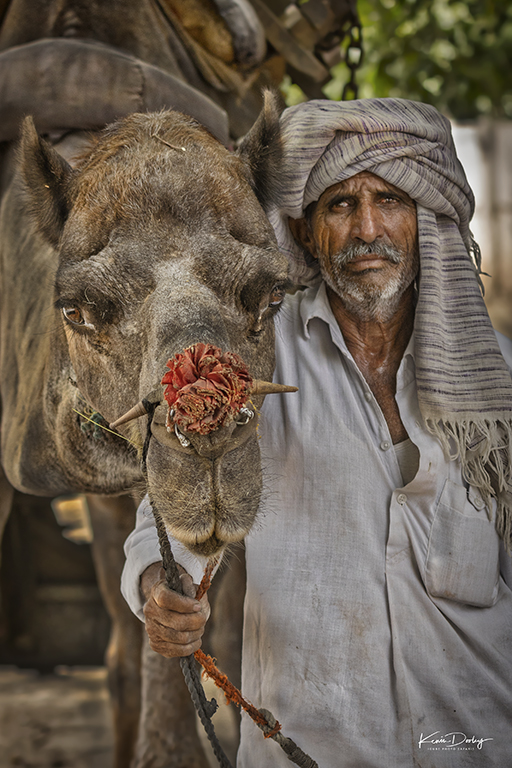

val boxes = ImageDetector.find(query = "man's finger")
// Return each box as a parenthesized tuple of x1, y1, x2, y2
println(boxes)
(152, 579, 202, 613)
(144, 600, 206, 632)
(145, 616, 205, 645)
(148, 636, 203, 659)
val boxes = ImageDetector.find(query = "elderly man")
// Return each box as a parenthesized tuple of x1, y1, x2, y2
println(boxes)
(121, 98, 512, 767)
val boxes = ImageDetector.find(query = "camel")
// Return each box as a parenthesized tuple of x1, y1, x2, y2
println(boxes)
(0, 2, 290, 764)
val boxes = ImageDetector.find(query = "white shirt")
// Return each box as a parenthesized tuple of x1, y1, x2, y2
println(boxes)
(122, 282, 512, 767)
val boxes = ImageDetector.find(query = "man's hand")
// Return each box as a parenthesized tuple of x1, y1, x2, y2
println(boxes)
(141, 562, 210, 658)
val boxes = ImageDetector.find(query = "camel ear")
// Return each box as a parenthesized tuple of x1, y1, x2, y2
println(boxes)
(18, 116, 74, 247)
(237, 89, 283, 209)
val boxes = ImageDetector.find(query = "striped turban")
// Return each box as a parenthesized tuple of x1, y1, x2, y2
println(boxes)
(267, 98, 512, 546)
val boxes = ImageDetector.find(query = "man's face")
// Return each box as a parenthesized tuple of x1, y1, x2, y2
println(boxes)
(293, 172, 419, 321)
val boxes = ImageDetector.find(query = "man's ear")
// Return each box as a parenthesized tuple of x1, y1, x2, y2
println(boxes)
(288, 216, 318, 259)
(18, 116, 74, 247)
(236, 89, 283, 209)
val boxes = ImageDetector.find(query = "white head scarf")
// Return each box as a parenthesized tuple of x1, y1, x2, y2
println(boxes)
(268, 98, 512, 547)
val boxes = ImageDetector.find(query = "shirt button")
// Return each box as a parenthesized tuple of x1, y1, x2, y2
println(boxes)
(380, 440, 391, 451)
(364, 391, 372, 402)
(397, 493, 408, 505)
(471, 493, 485, 510)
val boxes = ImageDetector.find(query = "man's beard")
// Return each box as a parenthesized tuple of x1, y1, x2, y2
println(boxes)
(319, 241, 419, 322)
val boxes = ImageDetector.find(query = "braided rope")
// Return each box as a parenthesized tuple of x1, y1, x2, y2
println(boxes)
(192, 583, 318, 767)
(152, 508, 232, 766)
(141, 404, 318, 768)
(141, 405, 234, 767)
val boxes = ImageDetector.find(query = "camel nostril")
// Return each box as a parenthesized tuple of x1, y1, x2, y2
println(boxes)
(162, 343, 252, 435)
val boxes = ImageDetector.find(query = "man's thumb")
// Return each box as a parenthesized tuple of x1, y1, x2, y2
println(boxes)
(180, 571, 196, 599)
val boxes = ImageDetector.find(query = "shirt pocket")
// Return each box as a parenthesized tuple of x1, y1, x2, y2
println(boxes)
(424, 478, 500, 607)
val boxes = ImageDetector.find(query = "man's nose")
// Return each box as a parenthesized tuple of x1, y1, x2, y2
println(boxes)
(351, 202, 383, 243)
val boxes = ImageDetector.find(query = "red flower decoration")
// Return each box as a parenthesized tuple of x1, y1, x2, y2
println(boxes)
(161, 343, 253, 435)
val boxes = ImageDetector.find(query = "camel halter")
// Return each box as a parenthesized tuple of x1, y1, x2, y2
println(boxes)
(130, 344, 316, 768)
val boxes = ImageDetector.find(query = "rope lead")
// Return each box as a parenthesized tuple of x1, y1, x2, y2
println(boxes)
(142, 404, 318, 768)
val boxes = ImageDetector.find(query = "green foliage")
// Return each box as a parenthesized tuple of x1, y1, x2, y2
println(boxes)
(324, 0, 512, 120)
(280, 74, 308, 106)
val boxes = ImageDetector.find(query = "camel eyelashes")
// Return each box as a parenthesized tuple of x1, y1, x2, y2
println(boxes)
(61, 306, 96, 330)
(269, 285, 286, 307)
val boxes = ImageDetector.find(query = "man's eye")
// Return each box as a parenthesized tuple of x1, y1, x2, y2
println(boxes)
(269, 286, 286, 307)
(62, 306, 85, 325)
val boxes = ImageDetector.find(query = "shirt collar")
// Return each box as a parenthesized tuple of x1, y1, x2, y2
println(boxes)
(299, 279, 416, 368)
(300, 280, 341, 339)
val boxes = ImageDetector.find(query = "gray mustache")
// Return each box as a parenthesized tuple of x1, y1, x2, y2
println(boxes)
(333, 242, 402, 266)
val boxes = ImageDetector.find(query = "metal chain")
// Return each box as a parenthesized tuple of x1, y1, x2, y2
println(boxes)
(342, 16, 364, 101)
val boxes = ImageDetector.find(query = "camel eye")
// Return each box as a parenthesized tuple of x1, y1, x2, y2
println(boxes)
(63, 306, 85, 325)
(269, 286, 286, 307)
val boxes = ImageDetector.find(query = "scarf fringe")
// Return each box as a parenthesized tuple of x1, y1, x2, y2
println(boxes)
(425, 417, 512, 551)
